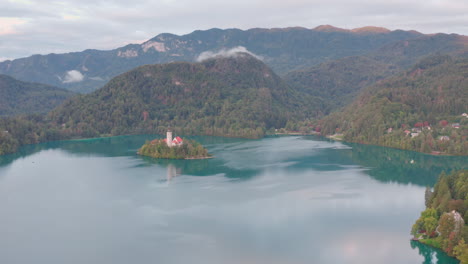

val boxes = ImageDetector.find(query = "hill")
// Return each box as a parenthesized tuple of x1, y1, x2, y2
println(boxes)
(369, 33, 468, 68)
(285, 56, 397, 112)
(320, 55, 468, 155)
(46, 53, 318, 139)
(0, 26, 423, 93)
(284, 34, 468, 113)
(0, 74, 75, 116)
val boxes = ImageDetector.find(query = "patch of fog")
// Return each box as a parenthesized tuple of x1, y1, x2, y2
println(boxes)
(62, 70, 84, 83)
(89, 76, 105, 81)
(196, 46, 262, 62)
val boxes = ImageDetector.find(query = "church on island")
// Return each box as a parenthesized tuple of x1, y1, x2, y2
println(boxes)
(164, 129, 183, 147)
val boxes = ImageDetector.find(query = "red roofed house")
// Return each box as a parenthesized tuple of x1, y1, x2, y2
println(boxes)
(173, 136, 183, 146)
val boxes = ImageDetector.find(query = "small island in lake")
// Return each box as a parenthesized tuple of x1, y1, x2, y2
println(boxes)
(138, 130, 212, 159)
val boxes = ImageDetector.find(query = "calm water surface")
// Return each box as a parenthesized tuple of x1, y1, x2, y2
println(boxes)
(0, 135, 466, 264)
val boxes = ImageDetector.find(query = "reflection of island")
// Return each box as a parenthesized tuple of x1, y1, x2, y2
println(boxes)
(166, 164, 182, 182)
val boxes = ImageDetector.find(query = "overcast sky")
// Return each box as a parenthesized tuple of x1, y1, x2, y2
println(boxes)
(1, 0, 467, 61)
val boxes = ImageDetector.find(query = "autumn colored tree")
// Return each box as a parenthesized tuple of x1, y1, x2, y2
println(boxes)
(454, 239, 468, 264)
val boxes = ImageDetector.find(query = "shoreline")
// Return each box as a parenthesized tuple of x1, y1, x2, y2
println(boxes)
(137, 151, 213, 160)
(323, 134, 462, 157)
(1, 132, 467, 157)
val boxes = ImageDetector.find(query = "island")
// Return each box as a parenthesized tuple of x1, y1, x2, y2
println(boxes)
(411, 170, 468, 263)
(137, 130, 212, 159)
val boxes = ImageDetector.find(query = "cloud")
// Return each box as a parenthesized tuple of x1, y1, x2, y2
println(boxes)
(196, 46, 262, 62)
(63, 70, 84, 83)
(0, 17, 26, 35)
(0, 0, 467, 60)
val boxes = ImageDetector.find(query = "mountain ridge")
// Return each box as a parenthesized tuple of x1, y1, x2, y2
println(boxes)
(0, 26, 425, 93)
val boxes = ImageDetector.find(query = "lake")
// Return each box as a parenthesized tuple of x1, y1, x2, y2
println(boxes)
(0, 135, 466, 264)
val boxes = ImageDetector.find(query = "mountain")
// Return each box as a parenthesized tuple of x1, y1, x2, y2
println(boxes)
(0, 26, 423, 93)
(46, 53, 318, 139)
(320, 55, 468, 155)
(284, 33, 468, 113)
(0, 74, 75, 116)
(284, 56, 397, 112)
(369, 33, 468, 68)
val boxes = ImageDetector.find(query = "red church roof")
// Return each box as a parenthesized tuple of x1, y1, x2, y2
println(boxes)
(173, 136, 183, 144)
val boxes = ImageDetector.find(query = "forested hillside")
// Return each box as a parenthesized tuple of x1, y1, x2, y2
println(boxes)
(369, 34, 468, 68)
(321, 55, 468, 155)
(284, 34, 468, 113)
(45, 53, 319, 140)
(285, 56, 397, 111)
(0, 75, 75, 116)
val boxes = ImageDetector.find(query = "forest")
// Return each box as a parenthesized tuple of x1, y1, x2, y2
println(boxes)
(0, 74, 75, 116)
(411, 170, 468, 263)
(320, 55, 468, 155)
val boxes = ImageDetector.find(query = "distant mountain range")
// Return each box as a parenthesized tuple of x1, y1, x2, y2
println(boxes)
(0, 26, 434, 93)
(0, 74, 75, 116)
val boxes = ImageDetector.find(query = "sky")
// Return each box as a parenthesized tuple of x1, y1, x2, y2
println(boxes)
(1, 0, 468, 61)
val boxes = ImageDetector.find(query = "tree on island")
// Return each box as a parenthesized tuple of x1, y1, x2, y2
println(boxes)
(138, 134, 211, 160)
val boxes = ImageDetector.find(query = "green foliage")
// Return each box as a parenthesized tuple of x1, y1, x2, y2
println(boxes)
(425, 186, 433, 208)
(420, 237, 443, 249)
(454, 239, 468, 264)
(285, 56, 397, 112)
(412, 170, 468, 260)
(0, 114, 72, 154)
(138, 139, 211, 159)
(412, 208, 439, 238)
(0, 74, 75, 116)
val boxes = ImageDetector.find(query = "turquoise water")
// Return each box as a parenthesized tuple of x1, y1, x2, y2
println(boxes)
(0, 135, 464, 264)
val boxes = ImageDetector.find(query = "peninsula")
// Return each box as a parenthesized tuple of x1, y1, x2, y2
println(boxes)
(411, 170, 468, 263)
(137, 130, 211, 159)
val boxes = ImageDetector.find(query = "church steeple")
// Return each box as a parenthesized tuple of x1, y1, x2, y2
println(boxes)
(166, 128, 173, 147)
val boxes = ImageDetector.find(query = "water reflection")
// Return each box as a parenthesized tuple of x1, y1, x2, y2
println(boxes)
(341, 142, 467, 186)
(166, 164, 179, 182)
(410, 240, 459, 264)
(1, 135, 466, 187)
(1, 135, 466, 264)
